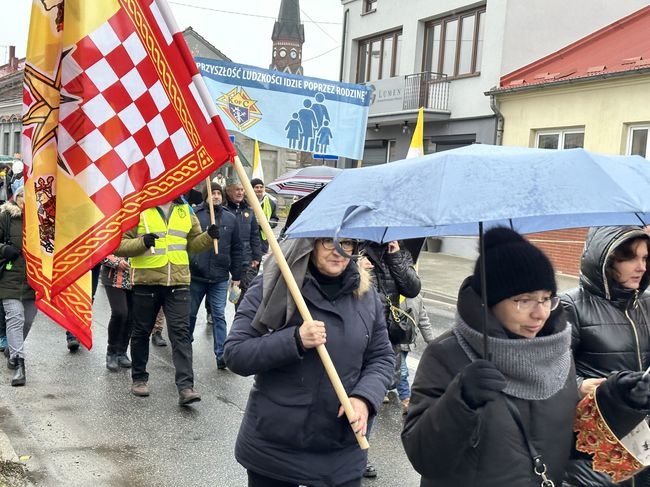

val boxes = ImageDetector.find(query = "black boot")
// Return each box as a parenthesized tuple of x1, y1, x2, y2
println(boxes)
(11, 358, 25, 386)
(106, 353, 119, 372)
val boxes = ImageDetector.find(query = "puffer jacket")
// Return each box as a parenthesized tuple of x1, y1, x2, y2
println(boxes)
(224, 261, 394, 487)
(561, 226, 650, 487)
(0, 201, 34, 300)
(190, 203, 243, 283)
(115, 202, 213, 286)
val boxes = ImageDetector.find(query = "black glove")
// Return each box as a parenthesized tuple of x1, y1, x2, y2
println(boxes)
(1, 244, 20, 261)
(207, 224, 220, 239)
(616, 371, 650, 409)
(142, 233, 159, 249)
(460, 359, 507, 409)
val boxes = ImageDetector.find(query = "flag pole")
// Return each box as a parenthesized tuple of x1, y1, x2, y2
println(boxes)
(232, 155, 370, 450)
(205, 177, 219, 254)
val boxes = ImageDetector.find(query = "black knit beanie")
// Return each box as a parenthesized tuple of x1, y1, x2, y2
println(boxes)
(250, 178, 264, 187)
(202, 182, 224, 202)
(470, 227, 557, 307)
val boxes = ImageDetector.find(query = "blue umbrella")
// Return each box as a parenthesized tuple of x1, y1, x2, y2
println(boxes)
(286, 144, 650, 240)
(285, 144, 650, 356)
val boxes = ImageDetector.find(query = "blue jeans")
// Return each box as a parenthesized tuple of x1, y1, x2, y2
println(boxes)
(397, 350, 410, 401)
(189, 279, 229, 360)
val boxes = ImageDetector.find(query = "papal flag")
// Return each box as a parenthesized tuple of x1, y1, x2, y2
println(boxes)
(406, 107, 424, 159)
(252, 140, 264, 181)
(22, 0, 235, 349)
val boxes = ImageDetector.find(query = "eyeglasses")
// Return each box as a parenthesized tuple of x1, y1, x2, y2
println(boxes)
(319, 238, 356, 252)
(512, 296, 560, 312)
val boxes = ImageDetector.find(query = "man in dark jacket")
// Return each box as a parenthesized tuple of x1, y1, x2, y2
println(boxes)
(189, 183, 243, 370)
(224, 177, 262, 309)
(250, 178, 278, 255)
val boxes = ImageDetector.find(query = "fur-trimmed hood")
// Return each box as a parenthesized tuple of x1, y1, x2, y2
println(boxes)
(0, 200, 22, 218)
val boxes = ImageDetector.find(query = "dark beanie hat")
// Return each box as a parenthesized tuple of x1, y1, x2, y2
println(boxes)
(202, 182, 224, 202)
(470, 227, 557, 307)
(250, 178, 264, 187)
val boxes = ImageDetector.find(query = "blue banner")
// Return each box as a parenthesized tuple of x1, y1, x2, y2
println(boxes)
(196, 59, 371, 160)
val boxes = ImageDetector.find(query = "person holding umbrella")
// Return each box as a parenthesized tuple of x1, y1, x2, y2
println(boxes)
(561, 226, 650, 487)
(223, 237, 394, 487)
(402, 227, 650, 487)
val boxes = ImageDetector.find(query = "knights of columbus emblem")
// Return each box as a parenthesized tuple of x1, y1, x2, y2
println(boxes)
(216, 87, 262, 131)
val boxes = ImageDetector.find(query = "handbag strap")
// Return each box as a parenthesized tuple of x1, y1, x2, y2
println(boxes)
(504, 397, 555, 487)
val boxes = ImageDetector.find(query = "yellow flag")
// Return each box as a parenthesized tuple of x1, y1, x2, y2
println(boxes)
(252, 140, 264, 181)
(406, 107, 424, 159)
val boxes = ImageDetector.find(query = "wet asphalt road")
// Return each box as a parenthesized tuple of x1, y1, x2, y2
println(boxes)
(0, 287, 454, 487)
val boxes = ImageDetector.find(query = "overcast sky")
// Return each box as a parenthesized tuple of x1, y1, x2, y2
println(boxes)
(1, 0, 343, 81)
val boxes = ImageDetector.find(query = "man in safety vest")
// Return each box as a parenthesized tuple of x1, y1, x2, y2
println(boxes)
(116, 197, 219, 406)
(250, 178, 278, 255)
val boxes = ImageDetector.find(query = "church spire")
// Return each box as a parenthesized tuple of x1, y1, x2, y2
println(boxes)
(270, 0, 305, 75)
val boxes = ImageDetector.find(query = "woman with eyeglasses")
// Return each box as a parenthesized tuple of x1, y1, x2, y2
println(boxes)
(223, 237, 394, 487)
(401, 227, 650, 487)
(561, 226, 650, 487)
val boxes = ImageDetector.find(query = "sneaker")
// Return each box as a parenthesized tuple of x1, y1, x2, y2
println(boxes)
(151, 331, 167, 347)
(105, 353, 119, 372)
(117, 354, 132, 368)
(178, 388, 201, 406)
(67, 337, 80, 352)
(0, 336, 6, 352)
(131, 381, 149, 397)
(363, 464, 377, 478)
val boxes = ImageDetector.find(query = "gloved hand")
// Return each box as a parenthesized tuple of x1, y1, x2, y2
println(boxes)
(460, 359, 507, 409)
(1, 244, 20, 261)
(207, 224, 220, 239)
(616, 371, 650, 409)
(142, 233, 159, 249)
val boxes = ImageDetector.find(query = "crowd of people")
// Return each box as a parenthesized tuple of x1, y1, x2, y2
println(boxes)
(2, 167, 650, 485)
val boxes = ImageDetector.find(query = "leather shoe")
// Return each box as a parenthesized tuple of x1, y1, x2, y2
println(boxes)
(7, 356, 17, 370)
(178, 388, 201, 406)
(117, 354, 132, 368)
(106, 353, 119, 372)
(151, 331, 167, 347)
(216, 357, 227, 370)
(363, 464, 377, 478)
(131, 381, 149, 397)
(67, 337, 80, 352)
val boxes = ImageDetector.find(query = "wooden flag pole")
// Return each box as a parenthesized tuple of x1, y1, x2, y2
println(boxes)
(205, 177, 219, 254)
(232, 156, 370, 450)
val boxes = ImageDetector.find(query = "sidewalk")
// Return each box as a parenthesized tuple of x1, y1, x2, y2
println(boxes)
(417, 251, 579, 309)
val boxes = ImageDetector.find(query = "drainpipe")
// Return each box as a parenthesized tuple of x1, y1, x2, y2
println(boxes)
(339, 9, 349, 82)
(489, 89, 504, 146)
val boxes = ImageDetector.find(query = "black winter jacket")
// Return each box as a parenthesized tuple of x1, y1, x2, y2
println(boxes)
(0, 201, 34, 300)
(561, 226, 650, 487)
(190, 203, 243, 283)
(224, 264, 394, 486)
(223, 199, 262, 267)
(402, 283, 579, 487)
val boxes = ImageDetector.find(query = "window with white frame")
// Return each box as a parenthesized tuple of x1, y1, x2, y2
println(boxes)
(423, 7, 485, 78)
(535, 129, 584, 150)
(627, 125, 649, 158)
(363, 0, 377, 13)
(357, 30, 402, 83)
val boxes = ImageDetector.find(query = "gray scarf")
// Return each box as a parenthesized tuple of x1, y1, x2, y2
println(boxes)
(452, 316, 572, 400)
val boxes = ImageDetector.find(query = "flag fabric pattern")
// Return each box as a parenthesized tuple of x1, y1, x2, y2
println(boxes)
(252, 140, 264, 181)
(22, 0, 235, 349)
(406, 107, 424, 159)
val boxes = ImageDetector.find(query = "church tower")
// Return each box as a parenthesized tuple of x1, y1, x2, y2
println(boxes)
(270, 0, 305, 75)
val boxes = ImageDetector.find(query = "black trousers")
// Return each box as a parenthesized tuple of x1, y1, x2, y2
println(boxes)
(130, 285, 194, 391)
(247, 470, 361, 487)
(104, 285, 133, 355)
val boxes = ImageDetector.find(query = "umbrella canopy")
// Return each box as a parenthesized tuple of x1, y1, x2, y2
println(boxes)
(286, 144, 650, 242)
(267, 165, 342, 197)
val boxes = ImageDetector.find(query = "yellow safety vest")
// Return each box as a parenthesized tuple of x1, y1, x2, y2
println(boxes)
(260, 195, 272, 241)
(131, 205, 192, 269)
